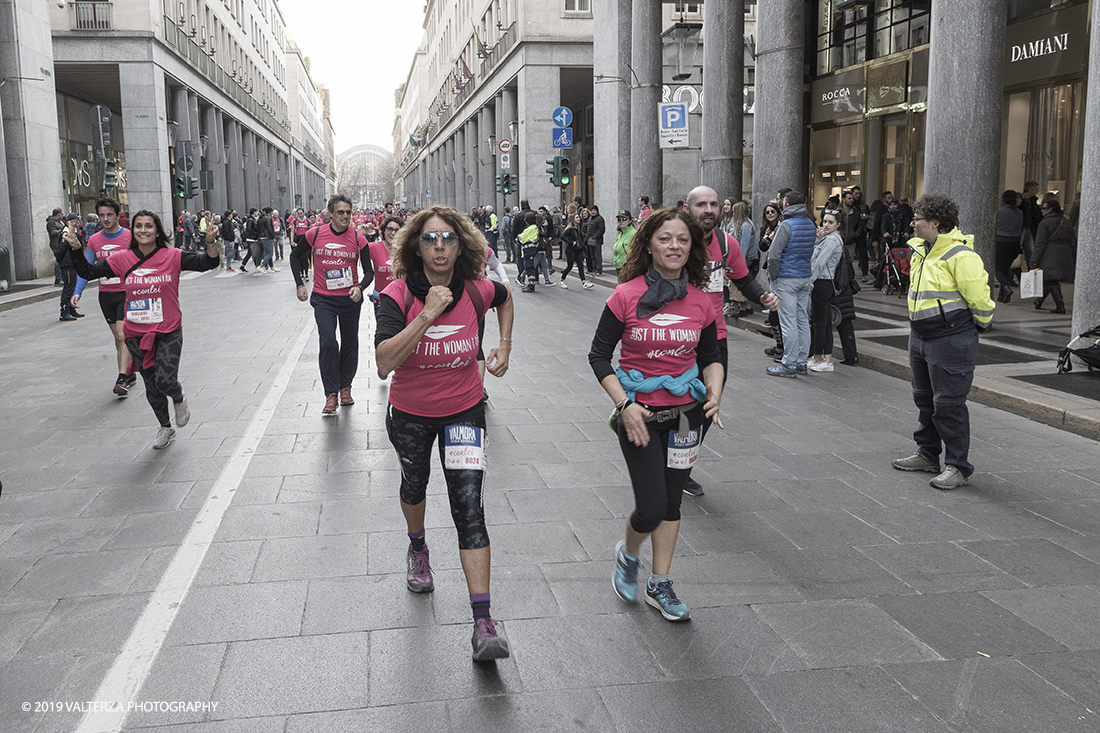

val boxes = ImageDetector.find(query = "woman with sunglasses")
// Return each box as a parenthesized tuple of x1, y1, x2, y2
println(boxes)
(759, 202, 784, 358)
(289, 194, 375, 416)
(375, 205, 514, 661)
(67, 210, 220, 449)
(588, 208, 723, 622)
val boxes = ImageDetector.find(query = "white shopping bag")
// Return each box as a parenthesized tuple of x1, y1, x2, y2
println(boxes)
(1020, 268, 1043, 299)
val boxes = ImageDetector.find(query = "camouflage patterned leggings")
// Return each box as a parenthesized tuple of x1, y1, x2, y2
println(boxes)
(126, 329, 185, 428)
(386, 404, 489, 550)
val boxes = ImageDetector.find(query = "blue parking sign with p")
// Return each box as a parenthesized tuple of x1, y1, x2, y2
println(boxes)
(661, 104, 687, 130)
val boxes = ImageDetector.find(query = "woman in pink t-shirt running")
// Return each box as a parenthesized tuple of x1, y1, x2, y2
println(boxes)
(374, 205, 514, 662)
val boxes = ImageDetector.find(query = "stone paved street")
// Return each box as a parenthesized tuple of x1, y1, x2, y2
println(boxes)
(2, 266, 1100, 733)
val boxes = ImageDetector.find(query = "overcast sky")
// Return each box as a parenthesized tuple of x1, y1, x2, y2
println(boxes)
(279, 0, 426, 156)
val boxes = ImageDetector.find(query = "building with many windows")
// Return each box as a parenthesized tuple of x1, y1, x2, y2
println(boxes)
(393, 1, 756, 222)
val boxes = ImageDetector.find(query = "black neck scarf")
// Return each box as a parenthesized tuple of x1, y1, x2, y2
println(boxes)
(406, 266, 464, 313)
(637, 265, 690, 319)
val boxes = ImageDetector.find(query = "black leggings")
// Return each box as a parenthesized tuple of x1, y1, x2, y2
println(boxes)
(126, 329, 185, 427)
(810, 279, 834, 356)
(618, 403, 707, 534)
(386, 404, 489, 550)
(561, 247, 586, 282)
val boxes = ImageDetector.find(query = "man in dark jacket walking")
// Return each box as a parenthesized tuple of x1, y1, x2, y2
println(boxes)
(586, 205, 606, 274)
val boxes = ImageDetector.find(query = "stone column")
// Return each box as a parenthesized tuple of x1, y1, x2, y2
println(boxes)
(630, 1, 662, 206)
(500, 89, 517, 211)
(924, 1, 1006, 269)
(456, 125, 467, 212)
(0, 0, 65, 279)
(205, 106, 227, 214)
(466, 118, 479, 209)
(226, 119, 244, 213)
(752, 0, 805, 222)
(593, 0, 632, 218)
(187, 93, 203, 206)
(478, 106, 496, 210)
(1073, 3, 1100, 339)
(243, 131, 257, 210)
(117, 63, 172, 223)
(517, 65, 559, 207)
(702, 0, 744, 202)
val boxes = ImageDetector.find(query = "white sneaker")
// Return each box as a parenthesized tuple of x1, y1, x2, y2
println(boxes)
(173, 393, 191, 426)
(808, 360, 834, 373)
(582, 281, 594, 290)
(153, 426, 176, 449)
(559, 280, 568, 289)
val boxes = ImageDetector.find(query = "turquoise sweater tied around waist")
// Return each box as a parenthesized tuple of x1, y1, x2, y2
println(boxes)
(615, 364, 707, 404)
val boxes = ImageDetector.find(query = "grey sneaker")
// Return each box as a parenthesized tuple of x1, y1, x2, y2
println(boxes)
(930, 465, 969, 490)
(471, 617, 510, 661)
(173, 393, 190, 427)
(153, 426, 176, 449)
(682, 477, 704, 497)
(406, 544, 434, 593)
(891, 452, 941, 473)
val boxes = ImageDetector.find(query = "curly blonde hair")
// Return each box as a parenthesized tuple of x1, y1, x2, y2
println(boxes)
(391, 205, 488, 280)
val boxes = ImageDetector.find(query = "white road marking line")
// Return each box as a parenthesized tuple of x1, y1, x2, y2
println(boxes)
(75, 320, 315, 733)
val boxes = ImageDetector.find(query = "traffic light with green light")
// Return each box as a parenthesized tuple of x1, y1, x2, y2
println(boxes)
(546, 156, 561, 187)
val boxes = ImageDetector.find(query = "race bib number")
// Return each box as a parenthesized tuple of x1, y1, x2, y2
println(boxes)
(126, 298, 163, 325)
(706, 261, 724, 293)
(667, 427, 701, 469)
(443, 425, 485, 471)
(325, 267, 352, 289)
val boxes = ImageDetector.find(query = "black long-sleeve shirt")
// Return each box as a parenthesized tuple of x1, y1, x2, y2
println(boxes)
(71, 246, 218, 281)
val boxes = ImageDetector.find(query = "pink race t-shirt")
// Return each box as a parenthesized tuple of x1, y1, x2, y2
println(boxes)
(382, 278, 496, 418)
(307, 225, 368, 297)
(703, 229, 750, 339)
(606, 276, 716, 407)
(87, 228, 132, 293)
(106, 247, 185, 338)
(368, 241, 396, 292)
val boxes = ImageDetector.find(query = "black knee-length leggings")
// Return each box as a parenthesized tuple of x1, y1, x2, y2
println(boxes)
(617, 403, 707, 534)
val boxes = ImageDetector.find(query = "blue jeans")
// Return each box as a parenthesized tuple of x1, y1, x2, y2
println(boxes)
(261, 239, 274, 269)
(773, 277, 812, 369)
(525, 251, 548, 283)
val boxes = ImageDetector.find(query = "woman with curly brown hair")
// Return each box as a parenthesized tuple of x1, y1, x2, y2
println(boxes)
(588, 207, 724, 622)
(374, 205, 515, 661)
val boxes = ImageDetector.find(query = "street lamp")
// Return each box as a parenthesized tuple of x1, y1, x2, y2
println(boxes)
(663, 20, 702, 82)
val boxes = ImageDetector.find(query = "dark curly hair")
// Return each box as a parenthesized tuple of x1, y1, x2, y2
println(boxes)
(912, 194, 959, 233)
(390, 205, 487, 281)
(617, 208, 708, 289)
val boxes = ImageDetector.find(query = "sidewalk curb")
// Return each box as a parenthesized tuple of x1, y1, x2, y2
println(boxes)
(588, 271, 1099, 443)
(0, 287, 64, 313)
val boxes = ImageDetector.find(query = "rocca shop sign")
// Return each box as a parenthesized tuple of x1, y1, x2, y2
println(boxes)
(1004, 3, 1088, 87)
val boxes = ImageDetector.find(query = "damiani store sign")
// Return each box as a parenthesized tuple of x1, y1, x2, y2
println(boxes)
(1003, 3, 1088, 87)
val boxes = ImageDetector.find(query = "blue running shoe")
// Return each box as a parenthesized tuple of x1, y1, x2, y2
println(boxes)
(645, 579, 691, 621)
(612, 540, 640, 602)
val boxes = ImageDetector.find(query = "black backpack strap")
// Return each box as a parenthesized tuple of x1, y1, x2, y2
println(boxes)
(122, 247, 159, 282)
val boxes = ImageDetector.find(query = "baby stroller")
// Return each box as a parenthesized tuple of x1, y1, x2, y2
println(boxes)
(878, 243, 911, 297)
(1057, 323, 1100, 373)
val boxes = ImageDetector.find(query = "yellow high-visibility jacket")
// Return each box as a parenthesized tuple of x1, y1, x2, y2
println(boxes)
(907, 228, 995, 338)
